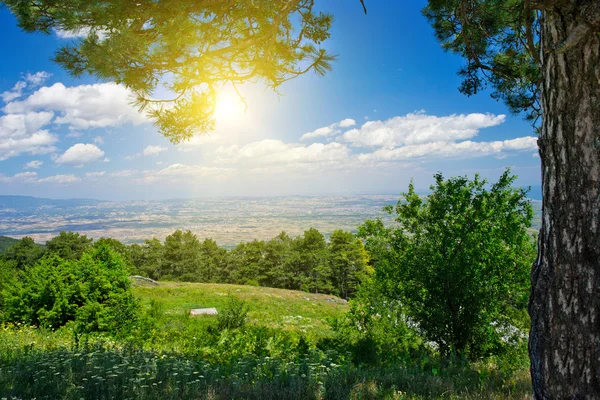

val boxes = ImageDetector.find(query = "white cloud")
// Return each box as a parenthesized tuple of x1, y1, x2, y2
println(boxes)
(0, 111, 56, 160)
(37, 174, 81, 184)
(0, 172, 79, 185)
(3, 82, 147, 130)
(54, 143, 105, 166)
(54, 27, 107, 40)
(300, 118, 356, 141)
(1, 72, 51, 103)
(84, 171, 106, 178)
(215, 140, 350, 167)
(54, 27, 92, 39)
(0, 130, 58, 161)
(0, 171, 38, 183)
(25, 72, 52, 86)
(342, 112, 506, 148)
(93, 136, 104, 145)
(139, 164, 234, 184)
(143, 145, 167, 156)
(110, 169, 139, 178)
(23, 160, 43, 169)
(358, 137, 538, 162)
(67, 132, 83, 138)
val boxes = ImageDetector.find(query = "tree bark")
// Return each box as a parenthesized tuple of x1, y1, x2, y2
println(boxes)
(529, 1, 600, 398)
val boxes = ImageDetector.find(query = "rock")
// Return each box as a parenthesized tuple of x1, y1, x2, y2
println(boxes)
(190, 308, 218, 316)
(129, 275, 159, 286)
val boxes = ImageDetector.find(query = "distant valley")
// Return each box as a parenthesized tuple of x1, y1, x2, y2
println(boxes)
(0, 195, 542, 247)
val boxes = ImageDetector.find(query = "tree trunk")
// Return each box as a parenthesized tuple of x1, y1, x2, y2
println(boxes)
(529, 2, 600, 398)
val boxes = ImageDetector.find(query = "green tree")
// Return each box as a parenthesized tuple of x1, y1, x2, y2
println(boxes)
(2, 245, 137, 334)
(292, 228, 329, 293)
(422, 0, 600, 394)
(265, 232, 296, 289)
(198, 238, 229, 283)
(328, 230, 369, 300)
(1, 0, 337, 142)
(45, 231, 93, 260)
(358, 171, 536, 359)
(128, 238, 164, 280)
(162, 230, 202, 280)
(1, 236, 46, 269)
(229, 240, 268, 286)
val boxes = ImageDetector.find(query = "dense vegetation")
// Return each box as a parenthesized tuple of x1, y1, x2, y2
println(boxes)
(0, 173, 537, 399)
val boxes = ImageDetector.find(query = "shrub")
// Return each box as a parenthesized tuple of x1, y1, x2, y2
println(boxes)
(217, 296, 249, 331)
(1, 245, 138, 334)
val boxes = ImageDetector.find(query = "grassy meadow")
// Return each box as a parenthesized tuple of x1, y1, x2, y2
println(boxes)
(0, 281, 532, 399)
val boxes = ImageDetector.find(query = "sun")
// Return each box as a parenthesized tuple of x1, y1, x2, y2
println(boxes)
(214, 91, 246, 122)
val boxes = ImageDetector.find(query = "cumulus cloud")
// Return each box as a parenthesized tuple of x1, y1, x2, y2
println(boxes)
(1, 72, 52, 103)
(0, 130, 58, 161)
(342, 112, 506, 148)
(300, 118, 356, 141)
(54, 143, 105, 166)
(3, 82, 147, 130)
(23, 160, 43, 169)
(0, 171, 39, 183)
(358, 137, 538, 162)
(215, 140, 351, 167)
(0, 111, 57, 161)
(143, 145, 167, 156)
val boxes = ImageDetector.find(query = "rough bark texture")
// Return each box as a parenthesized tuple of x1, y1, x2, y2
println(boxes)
(529, 1, 600, 398)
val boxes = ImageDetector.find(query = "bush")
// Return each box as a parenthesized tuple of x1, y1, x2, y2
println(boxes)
(358, 170, 536, 359)
(217, 297, 249, 331)
(1, 245, 138, 334)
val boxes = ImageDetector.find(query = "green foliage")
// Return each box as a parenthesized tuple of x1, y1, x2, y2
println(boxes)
(358, 170, 536, 359)
(217, 297, 249, 331)
(1, 236, 46, 270)
(127, 228, 368, 298)
(0, 236, 18, 253)
(45, 231, 93, 261)
(1, 245, 138, 334)
(2, 0, 337, 141)
(423, 0, 541, 125)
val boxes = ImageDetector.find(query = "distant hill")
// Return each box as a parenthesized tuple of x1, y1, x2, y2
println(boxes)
(0, 236, 18, 253)
(0, 195, 102, 211)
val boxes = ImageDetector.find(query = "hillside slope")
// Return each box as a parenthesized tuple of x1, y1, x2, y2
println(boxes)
(133, 282, 349, 336)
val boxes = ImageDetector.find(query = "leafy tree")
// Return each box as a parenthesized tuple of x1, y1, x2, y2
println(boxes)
(198, 238, 229, 283)
(229, 240, 268, 286)
(93, 237, 132, 268)
(2, 245, 137, 333)
(1, 0, 337, 142)
(328, 230, 369, 300)
(0, 236, 18, 253)
(128, 238, 164, 280)
(264, 232, 296, 289)
(358, 171, 536, 359)
(45, 231, 93, 260)
(292, 228, 329, 293)
(161, 230, 202, 280)
(2, 236, 46, 269)
(423, 0, 600, 394)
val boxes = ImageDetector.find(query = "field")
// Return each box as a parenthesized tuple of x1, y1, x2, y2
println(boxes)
(0, 282, 532, 399)
(133, 282, 348, 336)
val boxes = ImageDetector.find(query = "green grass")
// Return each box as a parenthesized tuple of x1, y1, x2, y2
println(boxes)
(0, 283, 532, 399)
(133, 282, 349, 337)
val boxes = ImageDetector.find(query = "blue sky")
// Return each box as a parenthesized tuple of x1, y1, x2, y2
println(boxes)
(0, 0, 540, 201)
